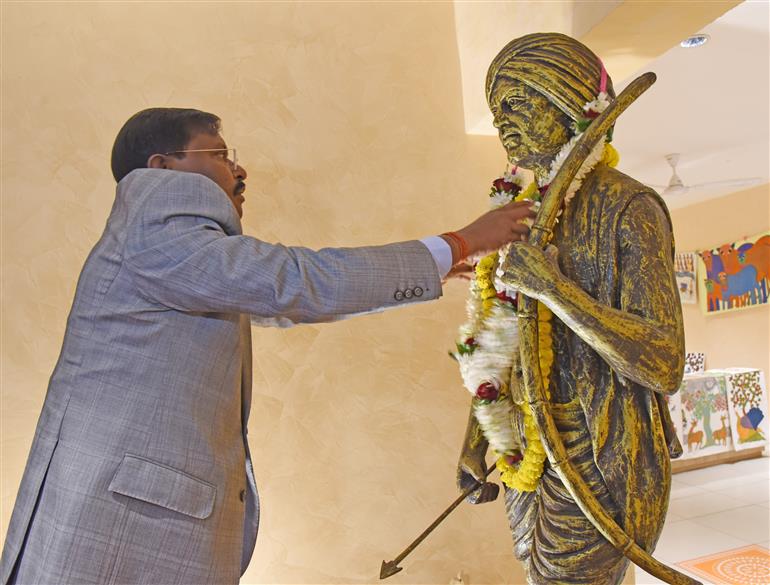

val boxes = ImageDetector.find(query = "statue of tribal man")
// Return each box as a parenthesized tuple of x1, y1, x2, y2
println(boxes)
(457, 33, 685, 585)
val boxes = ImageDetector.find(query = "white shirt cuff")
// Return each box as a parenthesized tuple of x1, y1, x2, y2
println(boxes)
(419, 236, 452, 279)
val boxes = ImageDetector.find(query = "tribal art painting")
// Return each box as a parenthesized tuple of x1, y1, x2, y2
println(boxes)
(697, 232, 769, 314)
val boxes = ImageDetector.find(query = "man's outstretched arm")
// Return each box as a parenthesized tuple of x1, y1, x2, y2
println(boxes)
(124, 170, 535, 322)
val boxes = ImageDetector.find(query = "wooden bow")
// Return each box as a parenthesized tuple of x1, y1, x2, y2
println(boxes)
(515, 71, 701, 585)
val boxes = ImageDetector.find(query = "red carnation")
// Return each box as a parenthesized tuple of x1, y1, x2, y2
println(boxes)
(492, 178, 519, 194)
(583, 109, 600, 119)
(476, 382, 499, 401)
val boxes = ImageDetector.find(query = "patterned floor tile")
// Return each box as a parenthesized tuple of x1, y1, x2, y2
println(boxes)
(678, 544, 770, 585)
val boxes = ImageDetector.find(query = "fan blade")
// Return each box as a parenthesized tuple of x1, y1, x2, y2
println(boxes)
(645, 184, 689, 196)
(663, 184, 688, 196)
(688, 177, 763, 190)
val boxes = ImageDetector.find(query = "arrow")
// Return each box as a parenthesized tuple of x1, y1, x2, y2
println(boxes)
(379, 464, 498, 580)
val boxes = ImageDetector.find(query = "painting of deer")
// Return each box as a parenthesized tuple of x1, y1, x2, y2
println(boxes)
(687, 419, 704, 452)
(712, 415, 729, 446)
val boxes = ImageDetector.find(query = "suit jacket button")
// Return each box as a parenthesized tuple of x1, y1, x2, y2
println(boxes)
(404, 289, 413, 299)
(414, 287, 423, 297)
(239, 489, 246, 502)
(394, 291, 404, 301)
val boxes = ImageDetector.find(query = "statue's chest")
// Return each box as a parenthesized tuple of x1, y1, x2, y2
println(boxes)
(552, 203, 602, 298)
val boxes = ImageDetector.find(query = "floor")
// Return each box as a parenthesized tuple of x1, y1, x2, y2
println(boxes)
(634, 455, 770, 584)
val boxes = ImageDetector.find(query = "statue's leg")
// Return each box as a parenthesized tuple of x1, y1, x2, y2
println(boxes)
(504, 399, 629, 585)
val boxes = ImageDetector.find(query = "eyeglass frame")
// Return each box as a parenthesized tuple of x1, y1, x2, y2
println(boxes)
(162, 148, 238, 170)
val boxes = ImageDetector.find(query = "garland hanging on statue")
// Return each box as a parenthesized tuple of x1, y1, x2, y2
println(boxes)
(452, 93, 620, 492)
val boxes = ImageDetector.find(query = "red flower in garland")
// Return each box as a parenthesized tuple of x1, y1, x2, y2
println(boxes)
(476, 382, 499, 401)
(496, 290, 517, 306)
(492, 178, 521, 195)
(492, 177, 521, 192)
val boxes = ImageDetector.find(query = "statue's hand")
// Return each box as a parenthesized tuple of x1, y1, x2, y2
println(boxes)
(500, 242, 561, 300)
(457, 456, 499, 505)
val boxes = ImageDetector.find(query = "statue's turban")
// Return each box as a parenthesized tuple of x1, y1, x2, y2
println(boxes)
(486, 32, 615, 122)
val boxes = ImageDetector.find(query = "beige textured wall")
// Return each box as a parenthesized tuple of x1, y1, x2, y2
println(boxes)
(669, 184, 770, 377)
(6, 2, 747, 583)
(1, 3, 525, 584)
(453, 0, 573, 133)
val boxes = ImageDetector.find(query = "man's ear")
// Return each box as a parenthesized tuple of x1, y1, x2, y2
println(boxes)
(147, 153, 167, 169)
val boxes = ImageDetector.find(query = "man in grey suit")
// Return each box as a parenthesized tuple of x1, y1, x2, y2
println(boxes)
(1, 108, 534, 584)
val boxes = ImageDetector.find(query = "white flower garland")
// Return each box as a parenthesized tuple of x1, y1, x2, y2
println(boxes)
(454, 94, 614, 491)
(457, 301, 519, 455)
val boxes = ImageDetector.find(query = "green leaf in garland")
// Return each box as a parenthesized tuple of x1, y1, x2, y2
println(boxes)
(455, 342, 476, 356)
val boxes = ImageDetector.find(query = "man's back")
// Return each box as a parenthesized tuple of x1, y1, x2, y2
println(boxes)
(2, 167, 446, 584)
(2, 169, 255, 584)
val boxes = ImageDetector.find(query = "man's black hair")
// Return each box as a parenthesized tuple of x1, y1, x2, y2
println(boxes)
(110, 108, 221, 183)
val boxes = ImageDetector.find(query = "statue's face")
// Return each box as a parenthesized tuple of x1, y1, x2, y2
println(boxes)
(488, 80, 572, 170)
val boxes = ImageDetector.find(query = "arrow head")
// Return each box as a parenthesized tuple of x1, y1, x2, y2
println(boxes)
(380, 560, 403, 580)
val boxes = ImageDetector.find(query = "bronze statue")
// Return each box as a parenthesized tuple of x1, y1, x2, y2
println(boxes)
(456, 33, 686, 585)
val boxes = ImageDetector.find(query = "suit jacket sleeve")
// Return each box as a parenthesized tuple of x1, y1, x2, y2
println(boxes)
(123, 171, 443, 322)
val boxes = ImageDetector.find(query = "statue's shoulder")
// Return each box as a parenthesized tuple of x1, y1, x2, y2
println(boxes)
(584, 164, 669, 217)
(587, 164, 656, 197)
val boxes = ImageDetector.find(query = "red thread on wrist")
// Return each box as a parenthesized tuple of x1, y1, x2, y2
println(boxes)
(442, 231, 469, 264)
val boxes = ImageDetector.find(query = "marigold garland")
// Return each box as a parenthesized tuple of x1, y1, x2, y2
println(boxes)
(453, 97, 621, 493)
(475, 255, 499, 315)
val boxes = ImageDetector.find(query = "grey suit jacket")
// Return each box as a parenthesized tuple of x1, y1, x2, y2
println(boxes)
(1, 169, 441, 584)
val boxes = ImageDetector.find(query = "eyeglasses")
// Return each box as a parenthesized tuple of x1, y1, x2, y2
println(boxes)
(163, 148, 238, 170)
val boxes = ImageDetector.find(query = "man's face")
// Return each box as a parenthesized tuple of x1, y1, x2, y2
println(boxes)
(154, 131, 248, 218)
(489, 80, 572, 168)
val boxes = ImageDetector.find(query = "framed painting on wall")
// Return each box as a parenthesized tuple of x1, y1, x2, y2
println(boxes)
(711, 368, 768, 451)
(696, 232, 769, 315)
(675, 252, 698, 304)
(674, 373, 732, 460)
(684, 352, 706, 374)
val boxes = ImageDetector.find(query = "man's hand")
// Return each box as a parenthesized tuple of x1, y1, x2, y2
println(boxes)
(442, 201, 536, 264)
(457, 200, 536, 258)
(442, 262, 474, 284)
(500, 242, 562, 300)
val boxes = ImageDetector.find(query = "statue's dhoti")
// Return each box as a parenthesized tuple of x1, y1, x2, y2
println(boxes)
(504, 398, 631, 585)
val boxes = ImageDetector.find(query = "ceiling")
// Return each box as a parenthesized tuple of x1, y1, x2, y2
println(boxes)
(455, 1, 769, 210)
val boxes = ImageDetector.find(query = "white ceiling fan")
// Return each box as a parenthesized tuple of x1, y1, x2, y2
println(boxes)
(648, 153, 762, 197)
